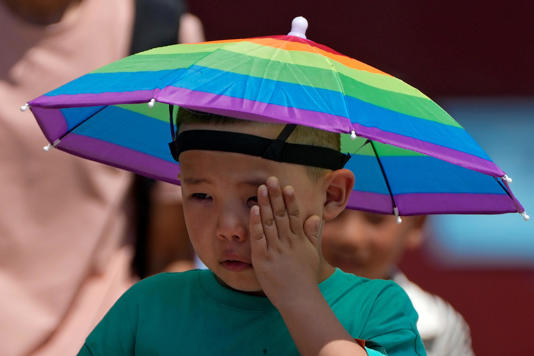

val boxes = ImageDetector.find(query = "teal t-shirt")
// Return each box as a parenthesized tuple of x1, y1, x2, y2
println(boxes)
(79, 269, 425, 355)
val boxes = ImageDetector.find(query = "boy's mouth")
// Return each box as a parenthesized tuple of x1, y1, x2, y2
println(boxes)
(220, 259, 253, 272)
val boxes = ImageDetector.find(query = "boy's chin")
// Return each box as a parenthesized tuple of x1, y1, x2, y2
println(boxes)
(214, 274, 265, 296)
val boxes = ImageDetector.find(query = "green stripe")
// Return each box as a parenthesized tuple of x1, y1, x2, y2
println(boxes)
(92, 52, 209, 73)
(332, 61, 428, 100)
(194, 49, 342, 92)
(220, 41, 427, 99)
(341, 135, 425, 156)
(138, 42, 228, 55)
(135, 41, 428, 99)
(93, 42, 459, 128)
(192, 49, 460, 128)
(339, 75, 460, 127)
(115, 102, 172, 123)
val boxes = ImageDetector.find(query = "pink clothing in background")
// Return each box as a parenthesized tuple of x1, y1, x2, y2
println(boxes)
(0, 0, 136, 355)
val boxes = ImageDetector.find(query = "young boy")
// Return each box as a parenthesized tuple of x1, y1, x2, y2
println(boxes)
(321, 211, 473, 355)
(78, 108, 426, 355)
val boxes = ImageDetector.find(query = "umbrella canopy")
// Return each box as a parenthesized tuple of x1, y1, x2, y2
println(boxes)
(27, 17, 526, 218)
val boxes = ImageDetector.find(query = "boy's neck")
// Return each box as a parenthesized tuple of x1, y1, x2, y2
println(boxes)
(213, 263, 336, 296)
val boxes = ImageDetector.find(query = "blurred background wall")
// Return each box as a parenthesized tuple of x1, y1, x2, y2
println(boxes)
(189, 1, 533, 355)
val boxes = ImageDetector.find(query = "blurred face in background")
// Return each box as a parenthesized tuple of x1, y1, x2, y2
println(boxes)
(321, 210, 425, 279)
(2, 0, 81, 25)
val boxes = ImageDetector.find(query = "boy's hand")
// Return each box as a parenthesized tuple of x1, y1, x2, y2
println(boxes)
(249, 176, 366, 356)
(249, 176, 322, 308)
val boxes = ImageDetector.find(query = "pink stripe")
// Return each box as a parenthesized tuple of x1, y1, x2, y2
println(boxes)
(352, 123, 505, 177)
(58, 133, 180, 185)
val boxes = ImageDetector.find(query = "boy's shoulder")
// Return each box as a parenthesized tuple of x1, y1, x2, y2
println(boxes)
(323, 268, 406, 300)
(124, 269, 209, 302)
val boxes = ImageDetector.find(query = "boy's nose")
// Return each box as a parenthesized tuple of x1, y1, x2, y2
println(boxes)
(216, 208, 248, 242)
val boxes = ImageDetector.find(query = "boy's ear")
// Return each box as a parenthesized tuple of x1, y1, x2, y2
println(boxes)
(323, 169, 355, 222)
(405, 215, 427, 249)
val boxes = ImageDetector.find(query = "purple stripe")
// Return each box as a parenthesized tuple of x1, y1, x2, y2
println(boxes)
(30, 90, 157, 108)
(58, 133, 180, 185)
(29, 88, 504, 180)
(394, 192, 518, 215)
(54, 134, 521, 215)
(30, 106, 67, 142)
(500, 178, 525, 213)
(347, 190, 519, 215)
(352, 123, 505, 177)
(346, 191, 393, 213)
(156, 87, 351, 133)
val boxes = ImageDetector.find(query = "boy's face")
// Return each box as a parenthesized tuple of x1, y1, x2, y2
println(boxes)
(321, 210, 424, 279)
(178, 122, 328, 292)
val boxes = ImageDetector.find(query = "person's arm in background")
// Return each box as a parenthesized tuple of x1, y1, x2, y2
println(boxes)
(178, 12, 205, 43)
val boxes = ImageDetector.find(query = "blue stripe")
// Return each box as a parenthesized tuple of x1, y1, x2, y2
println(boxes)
(72, 105, 175, 163)
(61, 106, 105, 131)
(47, 67, 490, 160)
(171, 65, 348, 119)
(69, 104, 504, 196)
(381, 156, 506, 194)
(345, 96, 491, 161)
(346, 154, 390, 194)
(348, 154, 506, 195)
(172, 66, 490, 160)
(46, 70, 184, 96)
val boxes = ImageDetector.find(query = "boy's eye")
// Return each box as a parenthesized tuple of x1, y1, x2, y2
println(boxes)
(247, 196, 258, 207)
(191, 193, 212, 200)
(363, 212, 387, 225)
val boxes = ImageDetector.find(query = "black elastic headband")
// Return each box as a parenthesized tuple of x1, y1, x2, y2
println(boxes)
(169, 128, 350, 170)
(167, 106, 350, 170)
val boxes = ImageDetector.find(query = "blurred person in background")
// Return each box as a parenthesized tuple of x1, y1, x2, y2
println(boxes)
(322, 210, 474, 356)
(0, 0, 202, 355)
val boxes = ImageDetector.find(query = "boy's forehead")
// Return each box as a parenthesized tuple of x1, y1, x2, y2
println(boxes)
(178, 149, 308, 186)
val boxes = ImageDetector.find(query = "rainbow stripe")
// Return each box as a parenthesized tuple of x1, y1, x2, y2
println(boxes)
(29, 35, 522, 215)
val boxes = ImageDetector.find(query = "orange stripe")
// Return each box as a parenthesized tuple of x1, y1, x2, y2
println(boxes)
(250, 38, 390, 76)
(197, 37, 391, 76)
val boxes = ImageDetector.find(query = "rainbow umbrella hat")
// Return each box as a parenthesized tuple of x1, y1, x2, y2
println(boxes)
(25, 17, 527, 220)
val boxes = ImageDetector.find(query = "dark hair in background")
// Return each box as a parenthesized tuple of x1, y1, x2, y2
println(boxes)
(130, 0, 186, 55)
(130, 0, 187, 278)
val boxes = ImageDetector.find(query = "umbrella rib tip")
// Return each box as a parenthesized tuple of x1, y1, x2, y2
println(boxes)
(20, 103, 29, 112)
(520, 211, 530, 221)
(393, 206, 402, 224)
(43, 139, 61, 152)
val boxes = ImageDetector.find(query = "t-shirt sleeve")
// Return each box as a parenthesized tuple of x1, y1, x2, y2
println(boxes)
(365, 347, 387, 356)
(77, 283, 140, 355)
(362, 282, 427, 356)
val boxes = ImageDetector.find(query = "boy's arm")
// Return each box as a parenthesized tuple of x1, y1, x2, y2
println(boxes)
(249, 177, 367, 356)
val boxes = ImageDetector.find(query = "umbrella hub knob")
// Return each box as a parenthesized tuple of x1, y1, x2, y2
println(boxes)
(288, 16, 308, 39)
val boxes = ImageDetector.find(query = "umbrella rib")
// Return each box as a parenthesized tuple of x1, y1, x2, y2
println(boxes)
(57, 105, 108, 141)
(303, 41, 351, 129)
(369, 141, 398, 214)
(493, 176, 522, 212)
